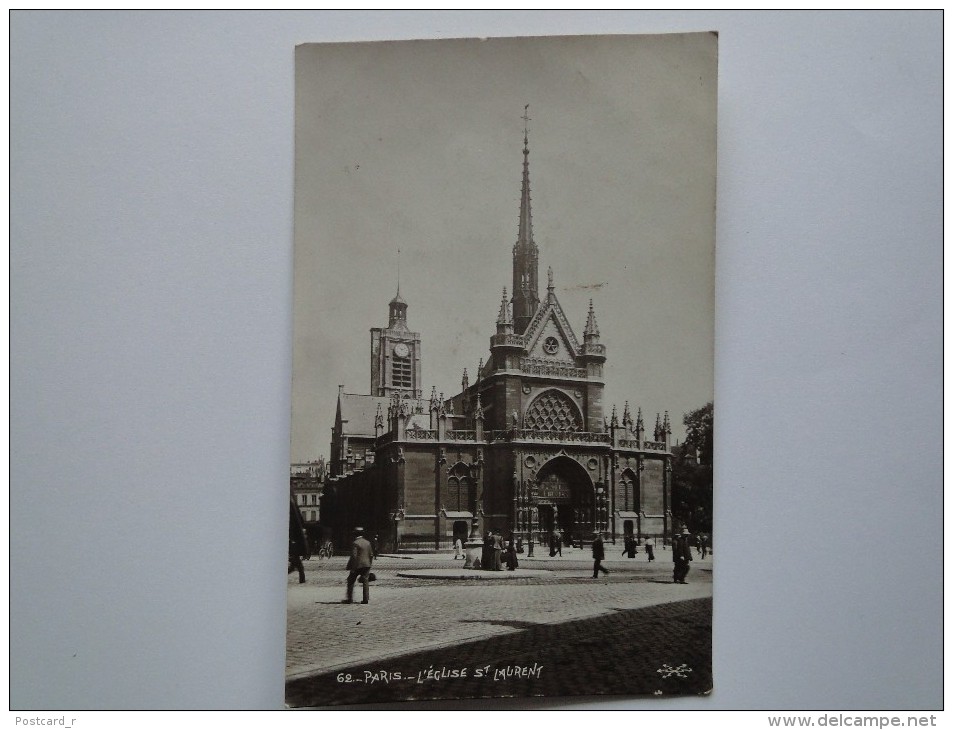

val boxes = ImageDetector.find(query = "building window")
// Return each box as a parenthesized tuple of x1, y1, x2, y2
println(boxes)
(392, 356, 412, 388)
(311, 494, 317, 505)
(299, 495, 306, 506)
(620, 469, 637, 511)
(446, 464, 472, 512)
(523, 389, 583, 432)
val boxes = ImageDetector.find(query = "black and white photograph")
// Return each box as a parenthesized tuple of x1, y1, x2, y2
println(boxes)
(287, 33, 717, 707)
(10, 11, 942, 714)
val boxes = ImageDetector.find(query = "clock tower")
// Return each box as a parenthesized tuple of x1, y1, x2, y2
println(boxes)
(370, 286, 422, 399)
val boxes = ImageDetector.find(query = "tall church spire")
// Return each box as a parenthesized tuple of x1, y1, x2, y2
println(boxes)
(511, 104, 540, 335)
(388, 248, 407, 328)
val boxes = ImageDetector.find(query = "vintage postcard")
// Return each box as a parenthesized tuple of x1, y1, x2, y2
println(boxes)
(288, 33, 716, 707)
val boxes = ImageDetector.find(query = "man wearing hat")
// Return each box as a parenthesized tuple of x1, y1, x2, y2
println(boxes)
(672, 528, 693, 584)
(591, 531, 610, 578)
(344, 527, 374, 604)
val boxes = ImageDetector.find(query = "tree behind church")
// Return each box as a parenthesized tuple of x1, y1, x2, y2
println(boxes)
(672, 402, 713, 536)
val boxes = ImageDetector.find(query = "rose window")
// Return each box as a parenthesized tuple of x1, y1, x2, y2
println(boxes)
(524, 390, 582, 432)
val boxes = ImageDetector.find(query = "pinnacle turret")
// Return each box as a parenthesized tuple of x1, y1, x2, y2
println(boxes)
(584, 299, 600, 340)
(622, 401, 632, 429)
(496, 287, 513, 334)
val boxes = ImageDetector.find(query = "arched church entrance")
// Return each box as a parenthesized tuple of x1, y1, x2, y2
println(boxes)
(452, 520, 470, 545)
(534, 456, 594, 549)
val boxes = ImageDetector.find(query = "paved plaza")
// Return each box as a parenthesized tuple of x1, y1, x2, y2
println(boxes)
(286, 547, 713, 707)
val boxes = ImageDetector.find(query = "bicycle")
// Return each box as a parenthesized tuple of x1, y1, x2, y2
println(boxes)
(317, 541, 334, 560)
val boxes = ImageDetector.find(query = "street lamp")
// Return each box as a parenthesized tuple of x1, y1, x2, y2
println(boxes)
(527, 483, 536, 558)
(596, 486, 607, 534)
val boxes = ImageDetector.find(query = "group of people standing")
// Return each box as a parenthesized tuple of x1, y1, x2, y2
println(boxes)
(478, 531, 519, 571)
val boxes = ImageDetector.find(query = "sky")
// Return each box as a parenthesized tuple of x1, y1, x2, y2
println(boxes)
(291, 33, 716, 462)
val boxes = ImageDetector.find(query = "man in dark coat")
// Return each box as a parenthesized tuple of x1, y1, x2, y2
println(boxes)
(344, 527, 374, 604)
(672, 529, 693, 584)
(481, 531, 493, 570)
(591, 532, 610, 578)
(288, 497, 310, 584)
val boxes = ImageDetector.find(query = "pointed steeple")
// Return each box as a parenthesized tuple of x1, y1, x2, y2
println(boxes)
(462, 368, 469, 392)
(387, 248, 408, 328)
(477, 357, 483, 379)
(429, 385, 439, 412)
(517, 106, 536, 257)
(496, 287, 513, 334)
(473, 392, 485, 441)
(654, 413, 662, 442)
(374, 403, 384, 435)
(511, 104, 540, 334)
(663, 411, 671, 434)
(610, 404, 619, 428)
(635, 407, 644, 436)
(622, 401, 633, 429)
(584, 299, 600, 340)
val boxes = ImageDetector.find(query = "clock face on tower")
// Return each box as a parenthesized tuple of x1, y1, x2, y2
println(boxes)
(393, 342, 410, 359)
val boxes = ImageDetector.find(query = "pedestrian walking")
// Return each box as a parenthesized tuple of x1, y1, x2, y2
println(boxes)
(699, 534, 708, 559)
(622, 534, 636, 558)
(554, 529, 562, 556)
(672, 528, 693, 584)
(492, 530, 504, 571)
(645, 539, 655, 562)
(343, 527, 374, 604)
(370, 533, 380, 558)
(591, 532, 610, 578)
(454, 536, 463, 560)
(288, 497, 310, 584)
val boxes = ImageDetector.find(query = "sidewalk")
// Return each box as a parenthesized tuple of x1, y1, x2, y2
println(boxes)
(286, 596, 713, 707)
(286, 556, 712, 680)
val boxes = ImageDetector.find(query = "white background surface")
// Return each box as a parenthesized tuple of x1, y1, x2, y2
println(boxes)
(10, 11, 942, 710)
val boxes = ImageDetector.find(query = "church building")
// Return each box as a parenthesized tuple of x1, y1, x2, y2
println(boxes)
(322, 121, 674, 553)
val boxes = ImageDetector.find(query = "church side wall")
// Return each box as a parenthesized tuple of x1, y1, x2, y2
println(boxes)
(398, 447, 438, 551)
(640, 456, 667, 539)
(483, 446, 515, 534)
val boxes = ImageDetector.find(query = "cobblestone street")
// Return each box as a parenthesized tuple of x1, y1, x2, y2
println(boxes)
(286, 549, 713, 707)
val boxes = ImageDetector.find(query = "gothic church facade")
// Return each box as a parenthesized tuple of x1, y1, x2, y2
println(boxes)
(322, 125, 674, 553)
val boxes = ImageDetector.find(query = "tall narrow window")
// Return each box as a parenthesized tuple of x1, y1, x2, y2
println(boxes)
(392, 356, 412, 388)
